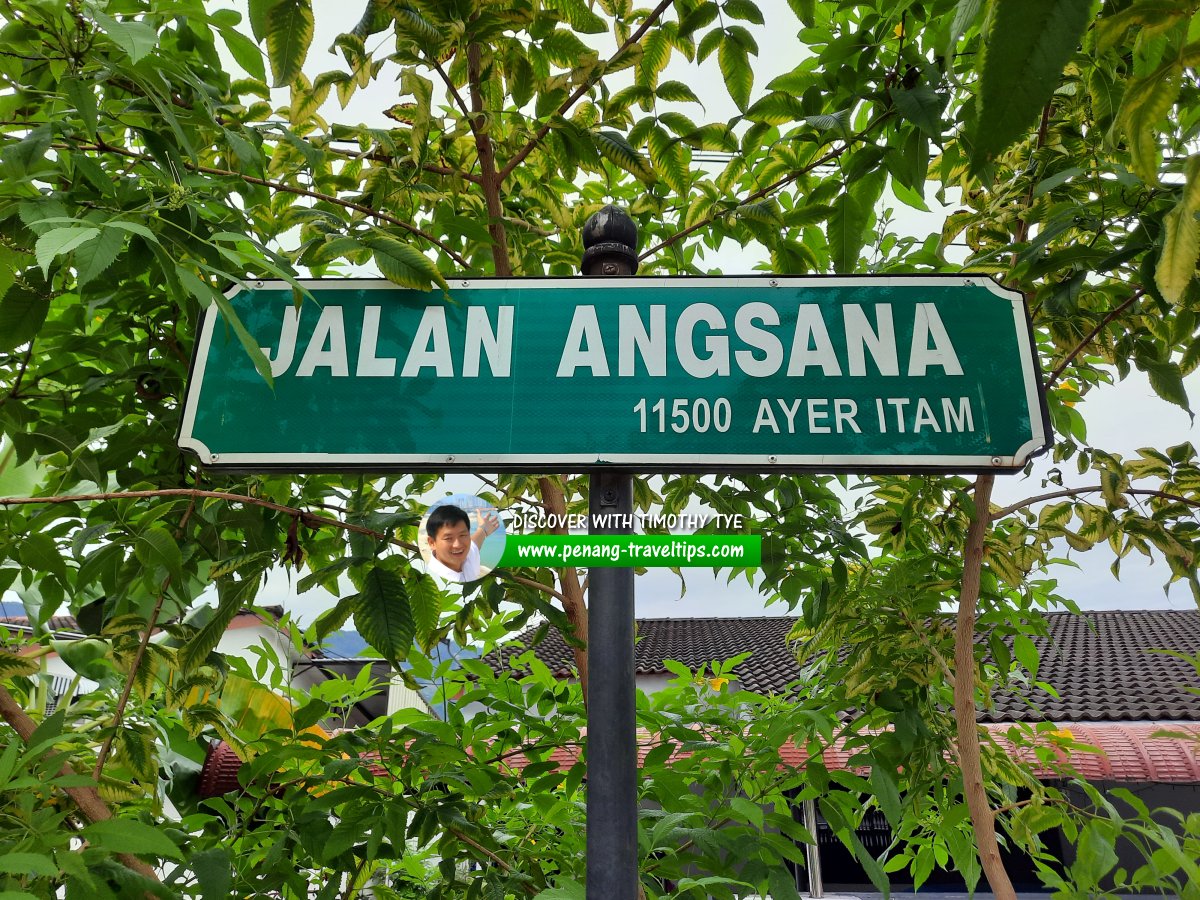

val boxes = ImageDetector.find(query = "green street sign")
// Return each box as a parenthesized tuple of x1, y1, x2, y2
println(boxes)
(178, 276, 1049, 472)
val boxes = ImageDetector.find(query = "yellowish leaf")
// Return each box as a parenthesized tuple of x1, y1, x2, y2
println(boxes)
(1157, 155, 1200, 302)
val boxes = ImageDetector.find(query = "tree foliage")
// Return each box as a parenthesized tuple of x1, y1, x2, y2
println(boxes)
(2, 0, 1200, 897)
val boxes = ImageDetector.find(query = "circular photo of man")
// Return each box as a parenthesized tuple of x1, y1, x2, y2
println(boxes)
(419, 494, 506, 585)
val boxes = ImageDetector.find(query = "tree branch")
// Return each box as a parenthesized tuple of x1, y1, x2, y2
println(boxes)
(66, 141, 471, 269)
(991, 485, 1200, 521)
(1045, 289, 1144, 388)
(498, 0, 677, 183)
(638, 127, 876, 264)
(323, 141, 481, 184)
(0, 684, 160, 883)
(537, 477, 589, 704)
(431, 58, 475, 133)
(953, 474, 1017, 900)
(93, 582, 168, 779)
(467, 42, 512, 276)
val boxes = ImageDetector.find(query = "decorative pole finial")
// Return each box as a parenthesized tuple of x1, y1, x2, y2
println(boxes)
(581, 204, 639, 276)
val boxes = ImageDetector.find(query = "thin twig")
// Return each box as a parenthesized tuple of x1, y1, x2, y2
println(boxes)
(0, 684, 160, 883)
(93, 582, 168, 778)
(638, 128, 878, 263)
(901, 610, 956, 690)
(498, 0, 678, 183)
(467, 41, 512, 275)
(64, 141, 471, 269)
(1045, 289, 1144, 388)
(991, 485, 1200, 521)
(431, 58, 474, 132)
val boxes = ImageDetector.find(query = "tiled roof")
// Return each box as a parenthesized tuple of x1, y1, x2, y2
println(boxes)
(0, 606, 285, 636)
(483, 611, 1200, 723)
(0, 615, 83, 634)
(510, 723, 1200, 784)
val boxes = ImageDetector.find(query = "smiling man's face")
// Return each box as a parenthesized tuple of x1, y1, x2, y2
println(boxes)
(428, 521, 471, 572)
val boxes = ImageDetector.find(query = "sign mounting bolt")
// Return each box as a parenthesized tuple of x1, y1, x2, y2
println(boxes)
(991, 456, 1002, 466)
(768, 455, 778, 464)
(461, 280, 469, 287)
(446, 455, 456, 463)
(770, 279, 778, 287)
(211, 453, 219, 462)
(254, 281, 263, 289)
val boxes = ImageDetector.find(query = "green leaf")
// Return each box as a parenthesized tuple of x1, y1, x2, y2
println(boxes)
(648, 127, 689, 196)
(1096, 0, 1194, 52)
(406, 573, 442, 642)
(828, 170, 884, 274)
(53, 638, 111, 681)
(1142, 358, 1192, 416)
(65, 81, 98, 142)
(0, 649, 39, 679)
(745, 91, 805, 125)
(869, 764, 902, 826)
(74, 228, 125, 289)
(1013, 633, 1040, 678)
(82, 819, 183, 861)
(723, 0, 764, 25)
(944, 0, 984, 58)
(135, 525, 183, 584)
(35, 227, 100, 277)
(767, 868, 802, 900)
(394, 7, 442, 48)
(640, 29, 672, 83)
(729, 796, 763, 829)
(593, 130, 657, 184)
(20, 533, 65, 581)
(0, 284, 50, 352)
(91, 10, 158, 63)
(1157, 155, 1200, 303)
(679, 3, 719, 39)
(1073, 820, 1118, 887)
(220, 25, 267, 81)
(247, 0, 271, 41)
(1118, 63, 1181, 183)
(803, 110, 852, 142)
(0, 852, 57, 878)
(0, 125, 51, 177)
(352, 565, 415, 664)
(889, 85, 945, 139)
(552, 0, 607, 33)
(179, 575, 261, 672)
(737, 198, 783, 226)
(785, 0, 815, 26)
(532, 879, 585, 900)
(190, 848, 233, 900)
(364, 235, 448, 291)
(265, 0, 314, 87)
(182, 273, 274, 388)
(104, 220, 158, 242)
(313, 593, 357, 641)
(680, 123, 738, 151)
(717, 35, 752, 111)
(656, 81, 701, 104)
(969, 0, 1092, 171)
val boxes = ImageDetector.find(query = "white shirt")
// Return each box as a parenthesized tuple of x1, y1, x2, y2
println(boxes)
(427, 541, 481, 583)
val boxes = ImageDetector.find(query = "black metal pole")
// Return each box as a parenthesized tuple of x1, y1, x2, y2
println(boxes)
(580, 205, 639, 900)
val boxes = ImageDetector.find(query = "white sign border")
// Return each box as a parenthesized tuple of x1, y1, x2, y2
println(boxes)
(177, 275, 1050, 473)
